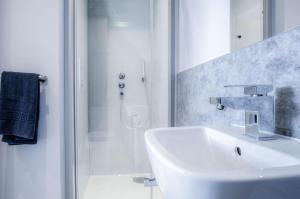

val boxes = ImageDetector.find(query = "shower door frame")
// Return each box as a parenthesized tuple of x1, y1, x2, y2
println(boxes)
(64, 0, 77, 198)
(64, 0, 177, 198)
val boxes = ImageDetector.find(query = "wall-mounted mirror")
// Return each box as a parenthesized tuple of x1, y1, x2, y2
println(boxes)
(177, 0, 300, 72)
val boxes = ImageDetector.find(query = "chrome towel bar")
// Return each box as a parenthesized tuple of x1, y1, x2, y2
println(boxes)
(0, 74, 48, 82)
(38, 75, 48, 82)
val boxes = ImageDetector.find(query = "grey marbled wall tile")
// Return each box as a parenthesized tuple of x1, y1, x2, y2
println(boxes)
(177, 27, 300, 138)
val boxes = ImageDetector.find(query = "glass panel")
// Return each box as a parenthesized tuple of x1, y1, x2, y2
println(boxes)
(75, 0, 170, 198)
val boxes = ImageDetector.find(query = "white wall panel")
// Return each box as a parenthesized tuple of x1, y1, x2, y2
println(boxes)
(0, 0, 64, 198)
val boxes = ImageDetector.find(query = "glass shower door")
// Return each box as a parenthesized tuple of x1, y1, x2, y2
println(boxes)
(75, 0, 170, 199)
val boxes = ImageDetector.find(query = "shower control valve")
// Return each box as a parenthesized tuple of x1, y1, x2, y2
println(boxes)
(119, 73, 126, 80)
(119, 83, 126, 89)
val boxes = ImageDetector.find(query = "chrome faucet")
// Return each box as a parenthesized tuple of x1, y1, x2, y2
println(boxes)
(210, 85, 276, 140)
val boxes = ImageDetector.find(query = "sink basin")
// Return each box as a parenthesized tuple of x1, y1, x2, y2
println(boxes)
(145, 126, 300, 199)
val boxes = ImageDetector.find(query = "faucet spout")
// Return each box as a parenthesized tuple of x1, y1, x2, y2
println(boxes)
(209, 85, 275, 140)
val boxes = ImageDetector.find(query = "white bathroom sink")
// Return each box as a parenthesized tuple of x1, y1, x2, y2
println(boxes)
(145, 126, 300, 199)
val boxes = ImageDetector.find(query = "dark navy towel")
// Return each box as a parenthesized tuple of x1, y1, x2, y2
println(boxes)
(0, 71, 40, 145)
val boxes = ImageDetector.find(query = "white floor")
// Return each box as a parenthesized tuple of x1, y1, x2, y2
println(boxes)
(83, 174, 164, 199)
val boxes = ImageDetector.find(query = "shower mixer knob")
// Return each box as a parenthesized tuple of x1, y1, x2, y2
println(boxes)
(119, 73, 126, 80)
(119, 83, 126, 89)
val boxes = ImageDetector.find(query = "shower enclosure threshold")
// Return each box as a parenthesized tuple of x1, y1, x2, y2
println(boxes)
(82, 174, 164, 199)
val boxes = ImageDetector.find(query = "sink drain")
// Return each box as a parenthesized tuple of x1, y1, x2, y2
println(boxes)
(235, 146, 242, 156)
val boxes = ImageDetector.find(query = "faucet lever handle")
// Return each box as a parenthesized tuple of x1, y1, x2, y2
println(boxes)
(224, 85, 273, 96)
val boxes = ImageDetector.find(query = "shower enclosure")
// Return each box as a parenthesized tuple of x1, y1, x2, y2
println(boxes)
(73, 0, 171, 198)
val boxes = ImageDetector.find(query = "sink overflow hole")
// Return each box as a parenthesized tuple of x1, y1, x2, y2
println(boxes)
(235, 147, 242, 156)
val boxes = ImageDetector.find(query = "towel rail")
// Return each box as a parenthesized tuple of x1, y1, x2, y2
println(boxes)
(38, 75, 47, 82)
(0, 75, 48, 82)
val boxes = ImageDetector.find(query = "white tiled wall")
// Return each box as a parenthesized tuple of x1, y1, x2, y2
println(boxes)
(86, 0, 170, 176)
(151, 0, 170, 129)
(87, 0, 153, 175)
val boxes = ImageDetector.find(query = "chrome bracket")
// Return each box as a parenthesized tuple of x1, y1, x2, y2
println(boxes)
(132, 177, 158, 187)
